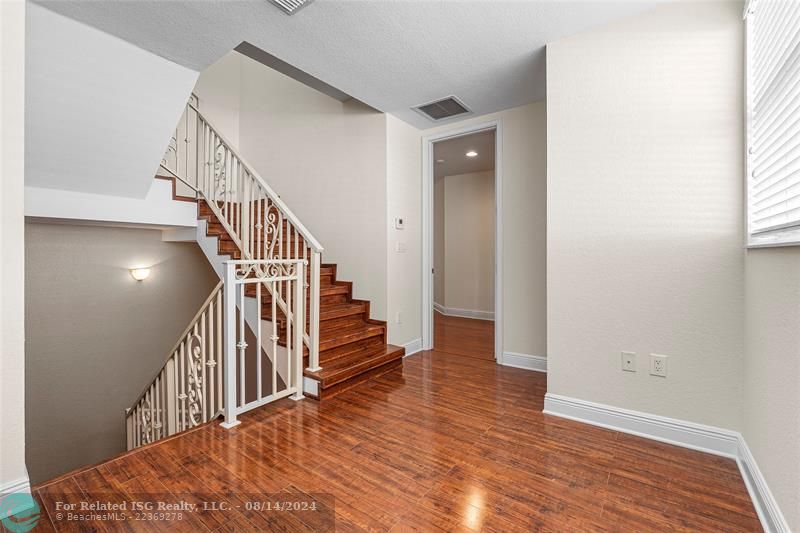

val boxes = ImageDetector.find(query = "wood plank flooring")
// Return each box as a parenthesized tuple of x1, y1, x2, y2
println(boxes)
(29, 323, 761, 532)
(433, 311, 494, 360)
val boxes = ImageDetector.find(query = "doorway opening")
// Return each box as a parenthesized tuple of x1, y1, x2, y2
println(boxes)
(422, 120, 502, 360)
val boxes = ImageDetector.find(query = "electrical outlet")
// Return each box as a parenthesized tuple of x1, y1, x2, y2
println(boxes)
(621, 352, 636, 372)
(650, 354, 668, 377)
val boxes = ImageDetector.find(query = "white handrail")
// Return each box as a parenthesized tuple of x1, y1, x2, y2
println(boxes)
(187, 103, 323, 253)
(125, 258, 310, 447)
(161, 97, 323, 372)
(126, 282, 224, 449)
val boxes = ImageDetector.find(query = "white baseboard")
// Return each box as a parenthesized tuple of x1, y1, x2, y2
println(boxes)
(402, 338, 423, 357)
(501, 351, 547, 373)
(0, 475, 31, 496)
(302, 376, 319, 397)
(433, 302, 494, 321)
(0, 474, 34, 514)
(543, 393, 790, 532)
(543, 393, 739, 457)
(737, 436, 791, 532)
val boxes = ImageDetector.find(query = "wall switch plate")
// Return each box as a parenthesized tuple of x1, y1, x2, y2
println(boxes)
(394, 217, 405, 230)
(395, 311, 403, 324)
(621, 352, 636, 372)
(650, 354, 668, 377)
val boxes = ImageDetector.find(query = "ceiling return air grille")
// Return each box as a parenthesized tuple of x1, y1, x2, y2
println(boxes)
(269, 0, 314, 15)
(413, 96, 472, 121)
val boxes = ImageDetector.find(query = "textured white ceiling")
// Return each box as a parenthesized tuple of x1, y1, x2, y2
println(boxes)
(434, 130, 496, 178)
(33, 0, 659, 129)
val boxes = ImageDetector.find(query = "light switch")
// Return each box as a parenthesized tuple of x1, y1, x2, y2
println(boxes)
(394, 217, 405, 230)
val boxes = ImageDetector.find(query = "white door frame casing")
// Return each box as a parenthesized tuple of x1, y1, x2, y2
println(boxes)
(421, 119, 503, 361)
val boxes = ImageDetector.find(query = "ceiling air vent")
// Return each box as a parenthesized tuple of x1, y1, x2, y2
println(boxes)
(269, 0, 314, 15)
(413, 96, 471, 121)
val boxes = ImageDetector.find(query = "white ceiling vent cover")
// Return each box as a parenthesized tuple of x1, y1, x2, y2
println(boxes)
(269, 0, 314, 15)
(413, 96, 471, 121)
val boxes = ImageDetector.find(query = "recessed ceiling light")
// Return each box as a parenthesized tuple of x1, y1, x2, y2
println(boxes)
(466, 151, 478, 158)
(436, 159, 445, 164)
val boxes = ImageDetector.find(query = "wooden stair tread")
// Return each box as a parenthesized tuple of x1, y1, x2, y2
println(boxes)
(305, 344, 404, 387)
(320, 284, 349, 297)
(318, 323, 384, 351)
(319, 302, 366, 320)
(163, 180, 404, 400)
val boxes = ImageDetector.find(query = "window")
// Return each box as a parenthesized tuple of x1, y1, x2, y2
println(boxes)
(745, 0, 800, 246)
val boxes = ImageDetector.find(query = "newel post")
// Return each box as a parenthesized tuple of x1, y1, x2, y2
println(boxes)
(220, 262, 240, 428)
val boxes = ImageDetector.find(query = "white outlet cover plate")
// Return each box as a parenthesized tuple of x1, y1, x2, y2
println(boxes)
(621, 351, 636, 372)
(650, 354, 668, 377)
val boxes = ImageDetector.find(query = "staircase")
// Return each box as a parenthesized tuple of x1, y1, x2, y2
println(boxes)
(158, 97, 404, 401)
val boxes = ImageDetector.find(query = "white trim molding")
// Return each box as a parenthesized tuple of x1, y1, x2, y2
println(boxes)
(543, 393, 790, 532)
(421, 119, 503, 359)
(543, 393, 739, 457)
(737, 436, 791, 533)
(402, 338, 423, 357)
(501, 351, 547, 372)
(0, 475, 31, 496)
(0, 475, 33, 515)
(433, 302, 494, 321)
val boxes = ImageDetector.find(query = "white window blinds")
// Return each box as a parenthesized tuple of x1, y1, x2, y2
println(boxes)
(746, 0, 800, 245)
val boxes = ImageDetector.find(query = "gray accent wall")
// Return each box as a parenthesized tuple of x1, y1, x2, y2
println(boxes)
(25, 222, 219, 484)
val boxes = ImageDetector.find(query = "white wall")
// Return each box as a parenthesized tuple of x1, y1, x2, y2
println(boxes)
(744, 250, 800, 529)
(386, 115, 422, 347)
(434, 175, 445, 307)
(25, 3, 198, 198)
(424, 101, 547, 359)
(439, 170, 495, 315)
(25, 180, 198, 229)
(547, 2, 744, 430)
(193, 52, 241, 149)
(0, 0, 28, 497)
(193, 51, 389, 321)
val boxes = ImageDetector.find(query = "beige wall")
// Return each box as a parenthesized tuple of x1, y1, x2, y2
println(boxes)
(436, 171, 495, 314)
(1, 0, 28, 495)
(386, 115, 422, 347)
(193, 52, 241, 149)
(194, 52, 389, 321)
(744, 250, 800, 529)
(547, 2, 744, 429)
(25, 223, 219, 483)
(433, 175, 445, 306)
(424, 101, 547, 358)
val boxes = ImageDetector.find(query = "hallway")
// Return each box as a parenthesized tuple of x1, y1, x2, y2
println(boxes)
(433, 311, 494, 361)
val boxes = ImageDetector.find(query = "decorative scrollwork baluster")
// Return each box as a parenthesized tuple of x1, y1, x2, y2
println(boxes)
(186, 334, 204, 427)
(140, 399, 153, 445)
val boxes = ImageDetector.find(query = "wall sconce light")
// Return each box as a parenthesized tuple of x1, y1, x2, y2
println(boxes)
(130, 268, 151, 282)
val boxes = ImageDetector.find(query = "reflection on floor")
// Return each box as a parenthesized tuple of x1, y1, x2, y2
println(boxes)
(30, 319, 761, 531)
(434, 310, 494, 360)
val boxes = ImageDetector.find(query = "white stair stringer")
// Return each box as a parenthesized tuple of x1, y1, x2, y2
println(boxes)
(195, 218, 290, 385)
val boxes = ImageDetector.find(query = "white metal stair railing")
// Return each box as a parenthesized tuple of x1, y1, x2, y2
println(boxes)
(221, 259, 307, 429)
(125, 258, 307, 448)
(161, 97, 323, 373)
(126, 281, 224, 450)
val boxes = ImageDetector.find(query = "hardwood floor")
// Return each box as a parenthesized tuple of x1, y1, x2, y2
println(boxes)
(30, 342, 761, 531)
(433, 311, 494, 360)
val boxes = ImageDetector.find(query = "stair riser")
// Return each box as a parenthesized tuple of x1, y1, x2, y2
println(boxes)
(192, 195, 403, 402)
(319, 335, 385, 365)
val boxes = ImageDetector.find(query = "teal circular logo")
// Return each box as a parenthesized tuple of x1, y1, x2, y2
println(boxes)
(0, 493, 40, 533)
